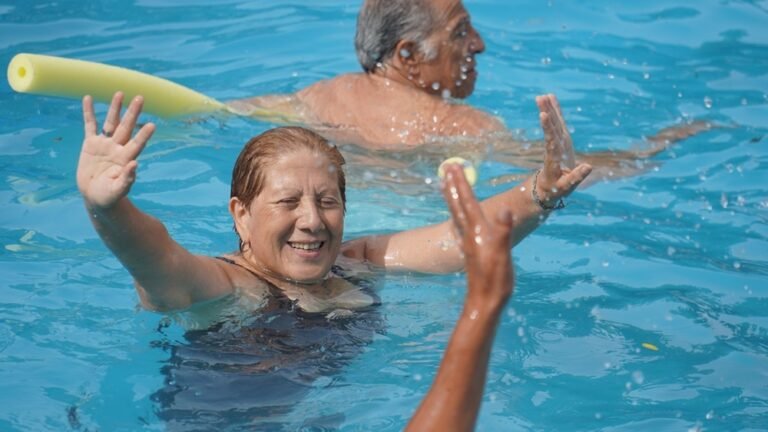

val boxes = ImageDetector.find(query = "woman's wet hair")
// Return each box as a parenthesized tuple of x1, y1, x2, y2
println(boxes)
(355, 0, 439, 72)
(231, 126, 347, 250)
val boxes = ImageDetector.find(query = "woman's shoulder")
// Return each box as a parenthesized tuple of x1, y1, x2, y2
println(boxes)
(215, 254, 273, 295)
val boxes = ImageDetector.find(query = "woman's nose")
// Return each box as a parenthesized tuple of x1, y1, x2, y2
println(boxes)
(296, 201, 325, 232)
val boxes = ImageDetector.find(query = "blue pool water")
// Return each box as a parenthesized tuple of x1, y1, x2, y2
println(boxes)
(1, 0, 767, 430)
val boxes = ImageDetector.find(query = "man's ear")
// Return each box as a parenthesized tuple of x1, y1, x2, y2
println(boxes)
(391, 40, 421, 73)
(229, 197, 250, 245)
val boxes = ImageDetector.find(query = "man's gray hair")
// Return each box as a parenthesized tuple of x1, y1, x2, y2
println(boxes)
(355, 0, 440, 72)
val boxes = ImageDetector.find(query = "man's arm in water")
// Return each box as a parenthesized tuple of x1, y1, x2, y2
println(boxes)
(406, 165, 515, 432)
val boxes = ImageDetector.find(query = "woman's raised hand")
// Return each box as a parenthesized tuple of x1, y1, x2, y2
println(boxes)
(533, 94, 592, 208)
(441, 163, 515, 310)
(77, 92, 155, 210)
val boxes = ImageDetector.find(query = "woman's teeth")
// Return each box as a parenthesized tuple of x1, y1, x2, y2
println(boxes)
(289, 242, 323, 250)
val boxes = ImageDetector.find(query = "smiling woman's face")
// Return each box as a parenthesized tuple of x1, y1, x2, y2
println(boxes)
(235, 149, 345, 284)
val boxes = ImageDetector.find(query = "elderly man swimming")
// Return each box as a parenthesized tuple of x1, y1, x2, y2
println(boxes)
(229, 0, 709, 158)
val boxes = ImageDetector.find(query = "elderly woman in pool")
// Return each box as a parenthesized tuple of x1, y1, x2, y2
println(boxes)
(78, 92, 591, 314)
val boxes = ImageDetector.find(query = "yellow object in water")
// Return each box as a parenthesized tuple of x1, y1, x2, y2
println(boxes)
(7, 53, 227, 118)
(437, 157, 477, 186)
(642, 343, 659, 351)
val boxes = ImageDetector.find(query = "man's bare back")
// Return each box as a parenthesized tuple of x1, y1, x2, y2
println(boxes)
(229, 73, 503, 149)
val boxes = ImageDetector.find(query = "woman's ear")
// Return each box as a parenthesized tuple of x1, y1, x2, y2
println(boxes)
(229, 197, 250, 246)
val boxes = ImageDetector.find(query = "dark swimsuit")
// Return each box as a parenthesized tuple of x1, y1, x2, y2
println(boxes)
(152, 257, 383, 431)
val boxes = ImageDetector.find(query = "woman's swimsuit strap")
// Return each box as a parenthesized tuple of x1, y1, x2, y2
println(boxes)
(214, 256, 290, 302)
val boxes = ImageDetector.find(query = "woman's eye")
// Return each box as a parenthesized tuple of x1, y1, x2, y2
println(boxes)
(320, 198, 340, 208)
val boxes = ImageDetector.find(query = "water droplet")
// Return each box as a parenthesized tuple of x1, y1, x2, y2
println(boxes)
(705, 410, 714, 420)
(399, 48, 411, 58)
(413, 373, 422, 381)
(733, 262, 741, 270)
(720, 193, 728, 209)
(667, 246, 676, 256)
(632, 371, 645, 385)
(517, 327, 525, 337)
(441, 89, 451, 99)
(643, 72, 651, 80)
(541, 57, 552, 65)
(424, 177, 433, 185)
(703, 96, 713, 109)
(431, 82, 440, 91)
(741, 98, 748, 106)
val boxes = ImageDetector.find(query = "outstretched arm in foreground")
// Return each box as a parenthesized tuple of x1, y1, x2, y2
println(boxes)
(79, 92, 235, 311)
(406, 164, 515, 432)
(343, 94, 592, 273)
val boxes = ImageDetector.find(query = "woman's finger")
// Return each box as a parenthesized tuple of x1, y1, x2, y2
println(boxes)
(546, 94, 577, 169)
(82, 96, 97, 137)
(123, 123, 156, 162)
(102, 92, 124, 138)
(115, 160, 139, 193)
(555, 163, 593, 194)
(540, 111, 561, 175)
(113, 95, 144, 144)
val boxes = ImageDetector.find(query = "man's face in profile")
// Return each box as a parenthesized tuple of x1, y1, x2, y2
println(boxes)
(418, 0, 485, 99)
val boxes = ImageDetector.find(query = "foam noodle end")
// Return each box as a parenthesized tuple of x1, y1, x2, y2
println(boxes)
(7, 54, 34, 93)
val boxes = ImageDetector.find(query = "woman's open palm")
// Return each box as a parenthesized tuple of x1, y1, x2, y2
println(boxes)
(77, 92, 155, 209)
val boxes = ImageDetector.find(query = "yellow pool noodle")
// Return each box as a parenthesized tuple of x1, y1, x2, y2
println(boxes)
(7, 53, 227, 118)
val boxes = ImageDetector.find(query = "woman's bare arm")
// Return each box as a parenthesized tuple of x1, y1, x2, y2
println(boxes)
(343, 94, 592, 273)
(79, 92, 236, 311)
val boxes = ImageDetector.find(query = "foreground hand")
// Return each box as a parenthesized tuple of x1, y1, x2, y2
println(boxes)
(534, 94, 592, 207)
(77, 92, 155, 210)
(441, 164, 514, 308)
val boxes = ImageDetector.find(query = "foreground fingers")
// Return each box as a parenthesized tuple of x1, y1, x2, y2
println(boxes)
(441, 164, 483, 241)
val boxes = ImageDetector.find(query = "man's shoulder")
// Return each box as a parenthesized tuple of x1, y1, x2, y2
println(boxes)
(439, 102, 506, 135)
(298, 73, 367, 98)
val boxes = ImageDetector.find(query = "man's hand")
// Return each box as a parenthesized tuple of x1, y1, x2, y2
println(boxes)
(441, 163, 514, 310)
(77, 92, 155, 210)
(534, 94, 592, 207)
